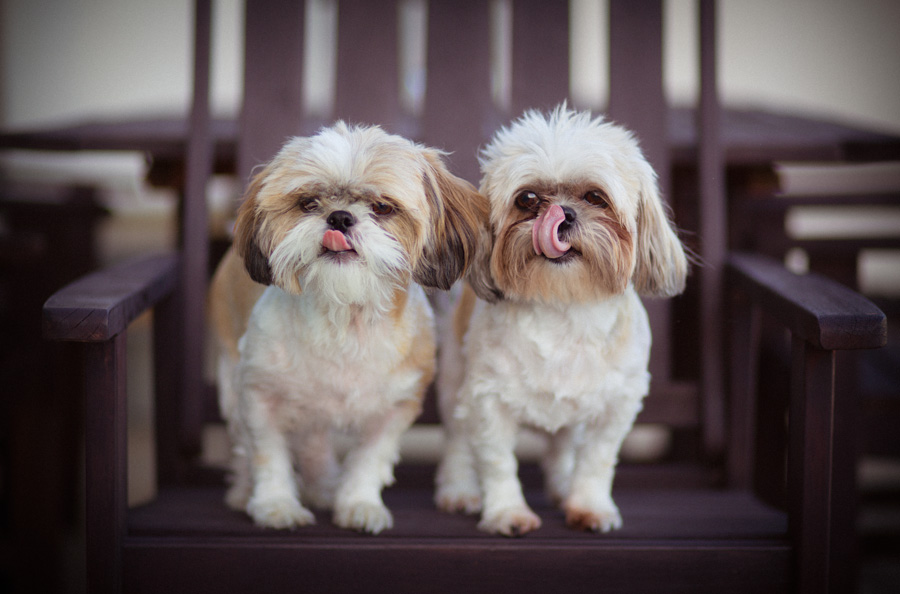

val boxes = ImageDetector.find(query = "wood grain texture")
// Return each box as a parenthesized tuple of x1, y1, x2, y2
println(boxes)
(42, 252, 179, 342)
(728, 252, 887, 350)
(124, 472, 789, 594)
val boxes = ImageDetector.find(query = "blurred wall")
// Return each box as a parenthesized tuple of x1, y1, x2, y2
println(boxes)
(0, 0, 243, 127)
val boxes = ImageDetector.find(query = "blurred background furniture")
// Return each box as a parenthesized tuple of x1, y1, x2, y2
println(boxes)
(6, 0, 895, 592)
(731, 175, 900, 571)
(0, 183, 107, 593)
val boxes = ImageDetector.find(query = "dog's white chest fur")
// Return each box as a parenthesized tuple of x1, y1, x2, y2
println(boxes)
(459, 287, 651, 432)
(237, 284, 430, 428)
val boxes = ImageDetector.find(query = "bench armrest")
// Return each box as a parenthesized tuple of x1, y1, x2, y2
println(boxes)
(727, 252, 886, 350)
(43, 252, 180, 342)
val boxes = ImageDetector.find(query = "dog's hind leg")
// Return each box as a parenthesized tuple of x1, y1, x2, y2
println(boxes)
(293, 429, 340, 510)
(435, 424, 482, 514)
(542, 426, 578, 505)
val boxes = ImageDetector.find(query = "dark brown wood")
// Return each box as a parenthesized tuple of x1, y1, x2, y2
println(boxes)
(608, 0, 668, 197)
(731, 173, 898, 480)
(422, 0, 495, 183)
(697, 0, 727, 457)
(334, 0, 405, 133)
(668, 107, 900, 164)
(3, 108, 897, 184)
(42, 253, 179, 342)
(737, 193, 900, 209)
(179, 0, 214, 460)
(0, 185, 105, 593)
(608, 0, 672, 396)
(237, 0, 306, 182)
(122, 540, 790, 594)
(154, 288, 192, 485)
(84, 336, 127, 594)
(0, 117, 237, 163)
(728, 253, 887, 351)
(511, 0, 569, 115)
(727, 291, 761, 489)
(787, 339, 839, 594)
(638, 381, 700, 426)
(122, 471, 788, 594)
(830, 349, 862, 594)
(127, 484, 784, 539)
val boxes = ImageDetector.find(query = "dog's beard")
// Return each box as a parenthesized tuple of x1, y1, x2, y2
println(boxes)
(269, 217, 410, 318)
(492, 217, 634, 303)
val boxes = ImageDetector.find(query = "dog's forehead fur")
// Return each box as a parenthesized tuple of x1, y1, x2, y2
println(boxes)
(479, 106, 653, 229)
(260, 122, 431, 212)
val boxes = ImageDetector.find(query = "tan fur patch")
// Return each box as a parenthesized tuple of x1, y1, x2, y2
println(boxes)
(209, 247, 267, 358)
(453, 283, 477, 343)
(392, 290, 436, 414)
(419, 151, 496, 298)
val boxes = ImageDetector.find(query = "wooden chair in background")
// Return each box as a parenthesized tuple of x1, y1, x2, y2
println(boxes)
(732, 174, 900, 562)
(41, 1, 887, 592)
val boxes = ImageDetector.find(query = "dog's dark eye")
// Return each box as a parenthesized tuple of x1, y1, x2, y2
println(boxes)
(515, 191, 540, 211)
(371, 201, 394, 216)
(583, 190, 609, 208)
(297, 196, 318, 212)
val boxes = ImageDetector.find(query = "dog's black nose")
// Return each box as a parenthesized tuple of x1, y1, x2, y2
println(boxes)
(327, 210, 356, 233)
(559, 205, 577, 232)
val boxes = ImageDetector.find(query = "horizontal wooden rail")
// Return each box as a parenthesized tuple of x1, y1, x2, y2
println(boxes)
(43, 252, 179, 342)
(727, 252, 886, 351)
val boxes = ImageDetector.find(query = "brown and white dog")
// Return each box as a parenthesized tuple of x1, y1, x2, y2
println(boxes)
(435, 105, 688, 536)
(209, 122, 492, 533)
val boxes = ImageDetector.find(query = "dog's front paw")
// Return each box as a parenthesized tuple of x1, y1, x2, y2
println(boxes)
(435, 485, 482, 515)
(334, 501, 394, 534)
(247, 495, 315, 530)
(564, 502, 622, 533)
(478, 505, 542, 537)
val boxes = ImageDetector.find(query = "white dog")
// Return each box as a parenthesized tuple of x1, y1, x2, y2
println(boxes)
(435, 105, 688, 536)
(209, 122, 492, 533)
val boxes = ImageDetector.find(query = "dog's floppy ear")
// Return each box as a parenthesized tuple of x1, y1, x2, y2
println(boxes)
(417, 152, 501, 302)
(632, 162, 688, 298)
(234, 169, 274, 286)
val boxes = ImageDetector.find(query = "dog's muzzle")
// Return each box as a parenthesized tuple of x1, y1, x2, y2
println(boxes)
(533, 204, 573, 258)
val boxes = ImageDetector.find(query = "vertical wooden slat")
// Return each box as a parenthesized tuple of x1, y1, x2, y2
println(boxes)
(84, 336, 127, 594)
(697, 0, 727, 457)
(238, 0, 305, 183)
(510, 0, 568, 115)
(607, 0, 670, 387)
(830, 350, 862, 594)
(334, 0, 406, 134)
(178, 0, 214, 460)
(423, 0, 495, 184)
(787, 337, 850, 594)
(608, 0, 668, 196)
(153, 289, 188, 484)
(727, 291, 760, 488)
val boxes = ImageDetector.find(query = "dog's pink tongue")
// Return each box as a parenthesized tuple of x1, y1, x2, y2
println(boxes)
(532, 204, 571, 258)
(322, 229, 352, 252)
